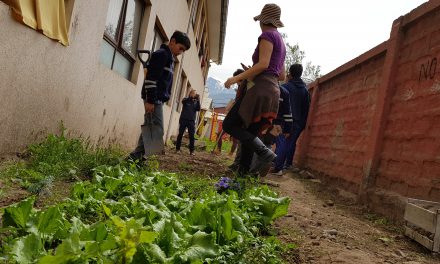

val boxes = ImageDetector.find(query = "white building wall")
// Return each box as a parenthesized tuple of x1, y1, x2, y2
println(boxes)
(0, 0, 212, 154)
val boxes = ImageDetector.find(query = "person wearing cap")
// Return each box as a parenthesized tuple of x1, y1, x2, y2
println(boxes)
(223, 3, 286, 176)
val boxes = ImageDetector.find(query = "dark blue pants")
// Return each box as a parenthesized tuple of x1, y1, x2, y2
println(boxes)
(274, 123, 304, 171)
(176, 119, 196, 152)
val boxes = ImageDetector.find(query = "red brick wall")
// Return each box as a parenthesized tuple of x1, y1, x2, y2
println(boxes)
(377, 6, 440, 201)
(296, 0, 440, 202)
(305, 54, 385, 192)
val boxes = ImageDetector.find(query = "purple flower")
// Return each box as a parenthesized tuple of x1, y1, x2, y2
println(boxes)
(215, 177, 239, 192)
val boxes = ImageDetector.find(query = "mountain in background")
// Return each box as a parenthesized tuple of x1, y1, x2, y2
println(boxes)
(206, 77, 236, 108)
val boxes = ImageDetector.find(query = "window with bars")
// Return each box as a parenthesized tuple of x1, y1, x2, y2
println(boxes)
(99, 0, 145, 80)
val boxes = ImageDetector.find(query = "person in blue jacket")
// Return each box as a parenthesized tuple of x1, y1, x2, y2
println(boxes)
(271, 64, 310, 175)
(129, 31, 191, 161)
(175, 89, 201, 155)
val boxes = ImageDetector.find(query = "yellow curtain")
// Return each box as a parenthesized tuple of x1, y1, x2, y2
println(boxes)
(1, 0, 69, 46)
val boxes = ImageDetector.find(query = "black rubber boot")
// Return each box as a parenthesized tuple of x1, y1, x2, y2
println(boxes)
(251, 137, 277, 163)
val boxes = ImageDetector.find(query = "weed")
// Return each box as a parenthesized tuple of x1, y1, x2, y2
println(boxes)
(27, 176, 54, 195)
(177, 173, 215, 199)
(364, 212, 402, 233)
(0, 129, 124, 194)
(177, 162, 194, 171)
(201, 137, 233, 153)
(219, 236, 296, 264)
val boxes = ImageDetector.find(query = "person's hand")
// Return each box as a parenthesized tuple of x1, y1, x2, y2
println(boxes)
(269, 125, 282, 136)
(283, 133, 290, 138)
(224, 77, 238, 88)
(144, 102, 155, 113)
(240, 63, 251, 70)
(195, 94, 200, 100)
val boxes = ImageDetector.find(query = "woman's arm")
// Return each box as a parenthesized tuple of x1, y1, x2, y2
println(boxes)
(279, 64, 286, 81)
(224, 39, 273, 88)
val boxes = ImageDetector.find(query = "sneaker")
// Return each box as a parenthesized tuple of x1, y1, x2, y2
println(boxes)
(284, 165, 300, 173)
(269, 168, 283, 176)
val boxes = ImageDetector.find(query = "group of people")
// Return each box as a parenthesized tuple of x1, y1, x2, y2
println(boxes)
(128, 3, 310, 177)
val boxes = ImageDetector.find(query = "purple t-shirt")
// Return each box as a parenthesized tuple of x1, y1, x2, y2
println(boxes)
(252, 30, 286, 76)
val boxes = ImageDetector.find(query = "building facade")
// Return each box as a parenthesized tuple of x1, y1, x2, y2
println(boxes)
(0, 0, 228, 154)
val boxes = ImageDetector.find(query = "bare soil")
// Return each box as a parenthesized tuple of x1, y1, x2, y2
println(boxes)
(156, 147, 231, 178)
(266, 172, 440, 264)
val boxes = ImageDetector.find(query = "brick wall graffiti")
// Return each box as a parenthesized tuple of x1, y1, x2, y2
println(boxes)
(419, 57, 438, 82)
(296, 1, 440, 203)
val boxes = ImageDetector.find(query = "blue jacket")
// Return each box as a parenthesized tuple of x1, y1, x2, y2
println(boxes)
(282, 78, 310, 129)
(273, 85, 293, 133)
(179, 97, 201, 121)
(142, 44, 174, 104)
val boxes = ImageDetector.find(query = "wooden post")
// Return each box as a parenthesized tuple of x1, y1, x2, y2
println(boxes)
(359, 17, 405, 201)
(210, 112, 217, 141)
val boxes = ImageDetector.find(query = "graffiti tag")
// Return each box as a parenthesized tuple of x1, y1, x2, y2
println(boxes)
(419, 57, 438, 82)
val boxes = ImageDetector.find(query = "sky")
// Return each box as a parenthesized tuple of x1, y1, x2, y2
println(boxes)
(209, 0, 427, 82)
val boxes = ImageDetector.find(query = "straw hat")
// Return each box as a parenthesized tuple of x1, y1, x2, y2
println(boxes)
(253, 3, 284, 28)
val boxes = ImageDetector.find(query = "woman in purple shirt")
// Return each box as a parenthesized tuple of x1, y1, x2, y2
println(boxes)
(223, 3, 286, 176)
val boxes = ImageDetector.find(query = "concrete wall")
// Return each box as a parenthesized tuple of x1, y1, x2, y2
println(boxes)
(0, 0, 210, 154)
(296, 0, 440, 214)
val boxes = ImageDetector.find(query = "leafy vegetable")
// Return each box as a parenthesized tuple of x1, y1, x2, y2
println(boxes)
(2, 197, 35, 229)
(1, 164, 290, 263)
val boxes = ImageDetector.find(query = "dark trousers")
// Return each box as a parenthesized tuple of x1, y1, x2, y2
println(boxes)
(274, 123, 304, 170)
(223, 98, 266, 172)
(176, 119, 196, 152)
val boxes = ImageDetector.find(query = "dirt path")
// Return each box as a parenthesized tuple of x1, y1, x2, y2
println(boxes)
(267, 172, 440, 264)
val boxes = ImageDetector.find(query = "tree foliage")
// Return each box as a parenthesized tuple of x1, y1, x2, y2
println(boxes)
(281, 33, 321, 83)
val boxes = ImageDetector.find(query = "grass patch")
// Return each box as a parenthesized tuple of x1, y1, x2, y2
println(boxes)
(0, 129, 124, 195)
(200, 137, 233, 153)
(177, 162, 194, 171)
(364, 212, 402, 233)
(176, 173, 216, 199)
